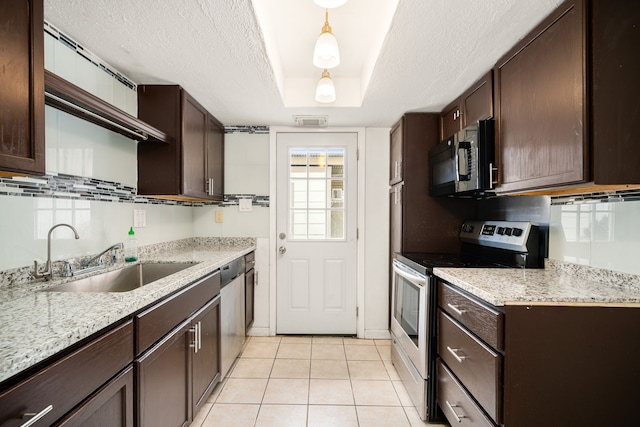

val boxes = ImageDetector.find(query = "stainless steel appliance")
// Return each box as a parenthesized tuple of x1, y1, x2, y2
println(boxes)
(391, 220, 542, 422)
(429, 119, 495, 197)
(220, 257, 246, 378)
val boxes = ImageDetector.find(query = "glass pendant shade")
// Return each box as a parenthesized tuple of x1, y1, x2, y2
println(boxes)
(313, 0, 348, 8)
(313, 31, 340, 68)
(315, 69, 336, 103)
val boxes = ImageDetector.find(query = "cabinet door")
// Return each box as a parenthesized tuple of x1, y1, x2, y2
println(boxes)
(389, 119, 403, 185)
(182, 93, 208, 199)
(0, 0, 45, 175)
(245, 268, 255, 332)
(205, 114, 224, 200)
(191, 296, 221, 416)
(441, 104, 461, 140)
(495, 0, 586, 192)
(136, 319, 191, 427)
(56, 365, 134, 427)
(462, 72, 493, 127)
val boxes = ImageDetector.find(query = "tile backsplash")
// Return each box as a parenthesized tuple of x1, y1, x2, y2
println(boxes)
(549, 199, 640, 275)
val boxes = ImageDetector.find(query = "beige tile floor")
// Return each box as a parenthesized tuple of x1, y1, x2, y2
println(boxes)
(190, 336, 448, 427)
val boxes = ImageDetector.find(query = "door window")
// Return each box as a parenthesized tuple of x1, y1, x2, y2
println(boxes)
(289, 147, 345, 240)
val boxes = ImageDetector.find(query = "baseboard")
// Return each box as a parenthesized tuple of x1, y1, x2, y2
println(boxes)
(247, 326, 271, 337)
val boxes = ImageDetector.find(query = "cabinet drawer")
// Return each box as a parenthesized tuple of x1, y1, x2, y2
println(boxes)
(136, 270, 220, 355)
(438, 310, 502, 423)
(0, 320, 133, 427)
(437, 360, 496, 427)
(439, 281, 504, 350)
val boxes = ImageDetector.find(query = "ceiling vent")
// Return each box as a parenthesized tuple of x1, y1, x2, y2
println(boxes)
(294, 115, 328, 127)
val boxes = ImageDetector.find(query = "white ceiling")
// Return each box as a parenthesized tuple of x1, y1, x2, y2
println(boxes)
(44, 0, 563, 128)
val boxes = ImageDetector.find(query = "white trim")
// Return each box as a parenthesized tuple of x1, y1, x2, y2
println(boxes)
(269, 126, 366, 338)
(364, 329, 392, 340)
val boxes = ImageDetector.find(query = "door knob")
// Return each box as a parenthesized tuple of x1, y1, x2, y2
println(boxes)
(279, 246, 286, 254)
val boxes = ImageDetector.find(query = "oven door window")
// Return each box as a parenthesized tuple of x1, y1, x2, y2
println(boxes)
(394, 274, 421, 347)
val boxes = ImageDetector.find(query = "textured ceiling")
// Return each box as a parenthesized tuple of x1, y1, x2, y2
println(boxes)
(43, 0, 563, 127)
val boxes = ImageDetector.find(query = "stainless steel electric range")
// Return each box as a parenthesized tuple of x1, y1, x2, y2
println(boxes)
(390, 220, 542, 422)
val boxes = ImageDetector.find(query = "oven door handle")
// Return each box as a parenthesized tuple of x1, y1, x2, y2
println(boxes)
(392, 260, 427, 286)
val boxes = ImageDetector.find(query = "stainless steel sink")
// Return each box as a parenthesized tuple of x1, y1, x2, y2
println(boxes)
(44, 262, 193, 293)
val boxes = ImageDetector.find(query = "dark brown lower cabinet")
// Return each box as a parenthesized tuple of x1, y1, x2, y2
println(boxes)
(192, 297, 221, 416)
(504, 305, 640, 427)
(56, 365, 134, 427)
(136, 294, 221, 427)
(0, 320, 133, 427)
(136, 318, 192, 427)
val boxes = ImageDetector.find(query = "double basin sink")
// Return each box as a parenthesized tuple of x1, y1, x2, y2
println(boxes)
(44, 262, 193, 293)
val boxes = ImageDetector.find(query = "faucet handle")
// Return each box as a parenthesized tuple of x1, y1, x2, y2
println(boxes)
(62, 261, 73, 277)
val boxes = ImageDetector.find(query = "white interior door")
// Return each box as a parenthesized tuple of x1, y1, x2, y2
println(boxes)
(276, 132, 358, 334)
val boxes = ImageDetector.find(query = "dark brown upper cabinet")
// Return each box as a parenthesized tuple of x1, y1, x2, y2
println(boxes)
(137, 85, 224, 201)
(440, 71, 494, 140)
(0, 0, 45, 176)
(494, 0, 640, 194)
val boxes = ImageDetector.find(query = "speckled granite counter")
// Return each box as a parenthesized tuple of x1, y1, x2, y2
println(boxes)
(0, 238, 255, 384)
(434, 260, 640, 307)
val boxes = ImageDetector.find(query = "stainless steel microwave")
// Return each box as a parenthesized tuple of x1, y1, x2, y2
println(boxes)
(429, 119, 495, 197)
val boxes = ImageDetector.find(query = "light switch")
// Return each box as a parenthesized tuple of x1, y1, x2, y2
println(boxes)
(238, 198, 253, 212)
(133, 209, 146, 227)
(215, 209, 223, 223)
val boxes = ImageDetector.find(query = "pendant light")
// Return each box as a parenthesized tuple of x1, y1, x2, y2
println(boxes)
(315, 69, 336, 103)
(313, 0, 348, 8)
(313, 8, 340, 69)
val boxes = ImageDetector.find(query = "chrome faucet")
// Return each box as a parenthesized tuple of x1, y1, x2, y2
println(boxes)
(34, 223, 80, 281)
(81, 242, 124, 268)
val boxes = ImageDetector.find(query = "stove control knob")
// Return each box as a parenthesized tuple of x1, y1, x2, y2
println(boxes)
(461, 224, 474, 233)
(497, 227, 505, 235)
(512, 228, 523, 237)
(504, 227, 513, 236)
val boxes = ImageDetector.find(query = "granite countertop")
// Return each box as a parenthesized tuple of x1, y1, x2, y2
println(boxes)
(434, 260, 640, 307)
(0, 239, 256, 385)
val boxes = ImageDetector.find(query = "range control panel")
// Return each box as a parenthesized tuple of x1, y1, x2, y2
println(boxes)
(460, 220, 535, 252)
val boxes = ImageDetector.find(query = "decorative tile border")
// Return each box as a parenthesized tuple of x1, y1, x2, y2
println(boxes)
(224, 125, 269, 134)
(44, 21, 137, 91)
(551, 188, 640, 205)
(0, 173, 269, 207)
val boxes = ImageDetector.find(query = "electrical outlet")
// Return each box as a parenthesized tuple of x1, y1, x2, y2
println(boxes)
(133, 209, 146, 227)
(215, 209, 223, 223)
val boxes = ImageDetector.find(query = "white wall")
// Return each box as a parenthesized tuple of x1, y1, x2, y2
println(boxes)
(363, 128, 391, 338)
(549, 200, 640, 275)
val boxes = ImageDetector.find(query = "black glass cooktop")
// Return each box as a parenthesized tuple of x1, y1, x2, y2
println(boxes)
(394, 252, 508, 275)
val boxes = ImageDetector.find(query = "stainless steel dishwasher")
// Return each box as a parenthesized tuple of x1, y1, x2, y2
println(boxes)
(220, 257, 246, 378)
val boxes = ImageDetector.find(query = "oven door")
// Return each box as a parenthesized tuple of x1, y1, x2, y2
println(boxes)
(391, 259, 429, 378)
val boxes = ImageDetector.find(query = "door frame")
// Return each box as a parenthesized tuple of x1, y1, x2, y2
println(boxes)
(269, 127, 366, 338)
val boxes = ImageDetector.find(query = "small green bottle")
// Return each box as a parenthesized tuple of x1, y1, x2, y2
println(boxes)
(125, 226, 138, 262)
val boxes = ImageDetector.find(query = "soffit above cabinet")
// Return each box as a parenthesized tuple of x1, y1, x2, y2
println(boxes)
(44, 70, 170, 144)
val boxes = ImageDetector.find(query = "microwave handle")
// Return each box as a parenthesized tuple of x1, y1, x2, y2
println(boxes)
(457, 147, 471, 181)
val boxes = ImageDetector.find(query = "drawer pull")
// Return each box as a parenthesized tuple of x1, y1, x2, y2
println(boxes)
(21, 404, 53, 427)
(445, 400, 466, 423)
(447, 303, 466, 316)
(447, 346, 467, 363)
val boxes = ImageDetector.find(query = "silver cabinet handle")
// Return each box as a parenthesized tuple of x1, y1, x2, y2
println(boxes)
(196, 321, 202, 351)
(489, 162, 498, 188)
(278, 246, 286, 254)
(447, 346, 466, 363)
(445, 400, 466, 423)
(21, 405, 53, 427)
(447, 303, 465, 316)
(190, 324, 198, 353)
